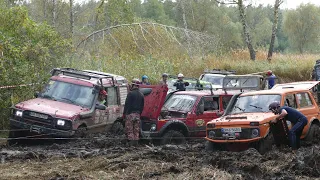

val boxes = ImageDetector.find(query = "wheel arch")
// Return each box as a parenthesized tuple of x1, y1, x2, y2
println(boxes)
(159, 120, 189, 137)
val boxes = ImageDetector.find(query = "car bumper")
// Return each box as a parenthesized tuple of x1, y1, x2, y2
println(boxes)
(141, 131, 160, 139)
(10, 119, 74, 137)
(205, 137, 262, 143)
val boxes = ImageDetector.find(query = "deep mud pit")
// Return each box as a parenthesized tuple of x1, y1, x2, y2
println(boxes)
(0, 134, 319, 180)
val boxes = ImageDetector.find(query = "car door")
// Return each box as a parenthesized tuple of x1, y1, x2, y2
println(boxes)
(105, 86, 120, 125)
(295, 92, 316, 137)
(193, 96, 220, 137)
(93, 87, 109, 128)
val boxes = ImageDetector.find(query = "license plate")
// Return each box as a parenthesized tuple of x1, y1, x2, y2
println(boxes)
(29, 112, 48, 119)
(30, 126, 41, 134)
(221, 127, 241, 133)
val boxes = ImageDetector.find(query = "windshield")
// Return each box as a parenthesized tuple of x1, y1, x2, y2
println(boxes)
(167, 79, 209, 91)
(202, 74, 225, 86)
(41, 80, 95, 108)
(163, 94, 197, 112)
(230, 94, 281, 114)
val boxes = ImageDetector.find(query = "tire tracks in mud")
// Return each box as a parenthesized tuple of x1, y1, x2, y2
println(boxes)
(0, 134, 319, 179)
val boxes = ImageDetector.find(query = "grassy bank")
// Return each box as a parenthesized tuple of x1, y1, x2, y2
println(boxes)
(72, 51, 319, 83)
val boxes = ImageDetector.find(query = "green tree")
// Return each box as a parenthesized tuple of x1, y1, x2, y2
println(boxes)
(283, 4, 320, 53)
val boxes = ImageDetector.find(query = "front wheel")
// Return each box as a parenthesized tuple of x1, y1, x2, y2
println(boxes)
(161, 130, 186, 145)
(305, 123, 320, 143)
(205, 141, 216, 152)
(256, 133, 274, 155)
(74, 126, 87, 138)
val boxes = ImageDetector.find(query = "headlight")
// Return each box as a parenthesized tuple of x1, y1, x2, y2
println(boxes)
(207, 123, 215, 128)
(15, 110, 23, 117)
(57, 119, 65, 126)
(251, 129, 259, 138)
(208, 131, 215, 138)
(150, 124, 157, 131)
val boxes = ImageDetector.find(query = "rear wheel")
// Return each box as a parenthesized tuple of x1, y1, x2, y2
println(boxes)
(256, 133, 273, 155)
(161, 130, 186, 145)
(305, 123, 320, 143)
(111, 121, 124, 135)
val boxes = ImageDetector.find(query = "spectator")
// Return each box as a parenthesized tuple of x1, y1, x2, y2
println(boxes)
(123, 79, 145, 146)
(141, 75, 150, 85)
(159, 73, 168, 85)
(266, 70, 277, 89)
(173, 73, 189, 91)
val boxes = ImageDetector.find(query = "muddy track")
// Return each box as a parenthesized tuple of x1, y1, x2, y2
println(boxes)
(0, 133, 319, 180)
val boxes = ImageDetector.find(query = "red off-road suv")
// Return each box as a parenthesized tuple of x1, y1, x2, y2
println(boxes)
(9, 68, 129, 144)
(138, 85, 238, 144)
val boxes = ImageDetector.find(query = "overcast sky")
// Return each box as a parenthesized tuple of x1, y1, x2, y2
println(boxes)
(74, 0, 320, 10)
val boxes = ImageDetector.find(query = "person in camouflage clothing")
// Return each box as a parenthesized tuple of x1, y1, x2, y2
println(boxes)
(123, 79, 145, 146)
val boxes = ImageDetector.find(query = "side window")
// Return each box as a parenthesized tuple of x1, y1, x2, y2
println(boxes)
(119, 86, 128, 105)
(222, 96, 232, 109)
(284, 94, 297, 108)
(107, 87, 118, 106)
(296, 92, 313, 108)
(203, 96, 219, 111)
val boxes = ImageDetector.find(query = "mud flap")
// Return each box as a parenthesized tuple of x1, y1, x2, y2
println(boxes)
(269, 119, 290, 146)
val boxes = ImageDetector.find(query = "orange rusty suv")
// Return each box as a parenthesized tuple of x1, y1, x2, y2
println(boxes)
(205, 81, 320, 154)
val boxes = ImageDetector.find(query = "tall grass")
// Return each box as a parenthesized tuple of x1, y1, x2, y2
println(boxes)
(70, 50, 319, 84)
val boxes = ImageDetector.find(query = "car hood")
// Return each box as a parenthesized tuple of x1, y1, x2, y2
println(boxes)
(208, 112, 277, 126)
(140, 85, 168, 120)
(15, 98, 90, 119)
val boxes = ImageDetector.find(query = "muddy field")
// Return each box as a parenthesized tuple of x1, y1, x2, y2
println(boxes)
(0, 134, 319, 180)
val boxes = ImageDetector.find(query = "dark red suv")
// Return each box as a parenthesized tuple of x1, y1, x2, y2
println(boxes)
(9, 68, 129, 144)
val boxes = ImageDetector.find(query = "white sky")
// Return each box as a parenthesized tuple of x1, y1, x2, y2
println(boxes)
(74, 0, 320, 9)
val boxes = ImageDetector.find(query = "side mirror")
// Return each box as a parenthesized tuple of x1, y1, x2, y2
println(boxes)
(95, 104, 106, 110)
(34, 92, 40, 98)
(217, 111, 223, 117)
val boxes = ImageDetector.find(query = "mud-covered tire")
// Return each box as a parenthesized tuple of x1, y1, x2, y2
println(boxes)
(205, 141, 216, 152)
(305, 123, 320, 143)
(111, 121, 124, 135)
(7, 125, 27, 146)
(74, 126, 87, 138)
(161, 130, 186, 145)
(256, 133, 273, 155)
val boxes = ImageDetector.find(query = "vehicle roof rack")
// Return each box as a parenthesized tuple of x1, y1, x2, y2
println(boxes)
(50, 68, 115, 86)
(203, 69, 236, 75)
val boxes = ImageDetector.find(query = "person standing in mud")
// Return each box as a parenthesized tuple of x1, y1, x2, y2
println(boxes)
(269, 102, 308, 153)
(123, 79, 145, 146)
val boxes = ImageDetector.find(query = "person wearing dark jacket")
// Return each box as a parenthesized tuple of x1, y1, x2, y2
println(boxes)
(269, 102, 308, 153)
(173, 73, 189, 91)
(123, 79, 145, 146)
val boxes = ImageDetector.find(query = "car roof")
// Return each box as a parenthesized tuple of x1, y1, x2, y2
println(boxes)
(174, 89, 240, 96)
(202, 74, 226, 77)
(53, 69, 128, 86)
(240, 88, 309, 96)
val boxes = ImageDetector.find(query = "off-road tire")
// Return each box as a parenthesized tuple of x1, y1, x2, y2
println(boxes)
(161, 130, 186, 145)
(111, 121, 124, 135)
(305, 123, 320, 143)
(256, 133, 274, 155)
(7, 125, 27, 146)
(74, 126, 87, 138)
(205, 141, 216, 152)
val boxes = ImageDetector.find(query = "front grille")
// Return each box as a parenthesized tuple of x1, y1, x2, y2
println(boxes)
(22, 111, 53, 128)
(207, 128, 257, 140)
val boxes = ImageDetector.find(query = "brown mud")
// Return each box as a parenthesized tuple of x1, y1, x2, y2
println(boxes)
(0, 133, 319, 180)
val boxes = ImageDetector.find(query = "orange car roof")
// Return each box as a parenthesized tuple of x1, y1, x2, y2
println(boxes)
(241, 88, 310, 96)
